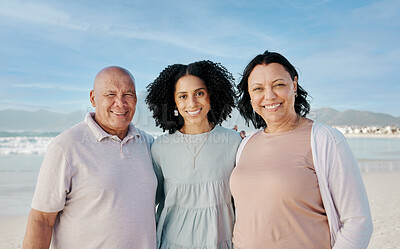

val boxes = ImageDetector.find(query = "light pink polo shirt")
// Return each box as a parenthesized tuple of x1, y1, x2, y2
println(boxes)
(32, 112, 157, 249)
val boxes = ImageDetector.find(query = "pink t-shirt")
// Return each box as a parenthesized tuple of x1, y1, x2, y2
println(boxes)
(230, 123, 331, 249)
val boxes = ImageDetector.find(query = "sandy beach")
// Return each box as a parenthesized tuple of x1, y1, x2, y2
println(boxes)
(0, 172, 399, 248)
(363, 172, 400, 249)
(0, 215, 27, 249)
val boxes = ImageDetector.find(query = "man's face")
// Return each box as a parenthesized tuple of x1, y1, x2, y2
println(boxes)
(90, 68, 137, 139)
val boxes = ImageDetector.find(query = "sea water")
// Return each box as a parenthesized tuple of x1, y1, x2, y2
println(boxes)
(346, 137, 400, 173)
(0, 132, 57, 215)
(0, 131, 399, 215)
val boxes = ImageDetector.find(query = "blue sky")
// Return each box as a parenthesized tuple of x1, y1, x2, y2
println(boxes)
(1, 0, 399, 116)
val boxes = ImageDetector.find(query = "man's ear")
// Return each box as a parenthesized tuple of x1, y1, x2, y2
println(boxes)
(90, 90, 96, 107)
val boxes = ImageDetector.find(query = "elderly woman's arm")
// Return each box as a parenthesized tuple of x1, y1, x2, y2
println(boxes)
(328, 136, 373, 249)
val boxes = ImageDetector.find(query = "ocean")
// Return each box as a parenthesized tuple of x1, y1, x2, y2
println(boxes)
(0, 131, 58, 216)
(346, 136, 400, 173)
(0, 131, 399, 216)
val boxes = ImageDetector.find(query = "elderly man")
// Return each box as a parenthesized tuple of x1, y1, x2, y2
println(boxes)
(22, 66, 157, 249)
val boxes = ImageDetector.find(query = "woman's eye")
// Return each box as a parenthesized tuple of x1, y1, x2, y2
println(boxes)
(179, 95, 187, 99)
(196, 91, 204, 96)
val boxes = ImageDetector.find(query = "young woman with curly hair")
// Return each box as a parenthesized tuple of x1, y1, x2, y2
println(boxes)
(146, 60, 242, 249)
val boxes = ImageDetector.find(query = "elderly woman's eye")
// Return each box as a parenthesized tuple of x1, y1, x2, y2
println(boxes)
(275, 82, 286, 87)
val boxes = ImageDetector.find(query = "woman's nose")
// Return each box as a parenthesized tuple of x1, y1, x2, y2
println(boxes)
(264, 88, 276, 100)
(187, 95, 197, 107)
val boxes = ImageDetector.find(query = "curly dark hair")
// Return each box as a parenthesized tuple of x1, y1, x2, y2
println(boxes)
(237, 50, 310, 129)
(146, 60, 236, 134)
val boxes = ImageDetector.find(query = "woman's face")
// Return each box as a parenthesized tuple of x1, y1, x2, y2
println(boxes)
(174, 75, 211, 127)
(248, 63, 297, 125)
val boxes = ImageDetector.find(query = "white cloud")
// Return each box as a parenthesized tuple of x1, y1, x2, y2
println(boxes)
(0, 0, 281, 59)
(12, 83, 89, 92)
(1, 0, 399, 116)
(0, 0, 90, 30)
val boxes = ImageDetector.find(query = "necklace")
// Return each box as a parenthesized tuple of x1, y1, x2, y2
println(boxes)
(182, 129, 211, 169)
(264, 114, 302, 133)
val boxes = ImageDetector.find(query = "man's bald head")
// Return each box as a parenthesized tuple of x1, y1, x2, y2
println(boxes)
(93, 66, 135, 91)
(90, 66, 137, 139)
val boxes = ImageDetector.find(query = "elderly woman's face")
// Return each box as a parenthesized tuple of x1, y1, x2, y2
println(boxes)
(248, 63, 297, 125)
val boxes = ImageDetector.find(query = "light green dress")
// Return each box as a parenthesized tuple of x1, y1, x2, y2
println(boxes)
(151, 125, 242, 249)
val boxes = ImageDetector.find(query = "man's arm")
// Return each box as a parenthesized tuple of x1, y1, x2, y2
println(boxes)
(22, 209, 58, 249)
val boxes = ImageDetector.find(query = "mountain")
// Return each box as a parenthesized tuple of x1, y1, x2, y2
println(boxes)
(0, 109, 86, 132)
(313, 108, 400, 126)
(0, 106, 399, 133)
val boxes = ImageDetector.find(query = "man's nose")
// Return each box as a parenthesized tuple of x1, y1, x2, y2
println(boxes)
(114, 95, 126, 106)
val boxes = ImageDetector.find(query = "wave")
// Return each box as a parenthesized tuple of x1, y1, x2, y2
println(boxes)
(0, 136, 54, 155)
(0, 131, 163, 155)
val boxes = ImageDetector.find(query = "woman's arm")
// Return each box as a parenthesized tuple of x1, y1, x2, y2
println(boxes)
(328, 136, 373, 249)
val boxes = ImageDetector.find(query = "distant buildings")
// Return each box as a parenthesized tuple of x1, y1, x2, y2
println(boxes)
(334, 125, 400, 135)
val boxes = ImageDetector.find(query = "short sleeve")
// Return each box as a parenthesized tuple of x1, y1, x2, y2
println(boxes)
(31, 141, 73, 213)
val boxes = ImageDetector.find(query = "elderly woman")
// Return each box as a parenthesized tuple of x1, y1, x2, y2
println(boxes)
(146, 60, 242, 249)
(230, 51, 373, 249)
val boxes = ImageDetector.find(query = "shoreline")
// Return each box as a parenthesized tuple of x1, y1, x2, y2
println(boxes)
(344, 133, 400, 138)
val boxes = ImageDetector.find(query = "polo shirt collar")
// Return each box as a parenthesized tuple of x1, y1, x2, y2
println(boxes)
(84, 112, 141, 142)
